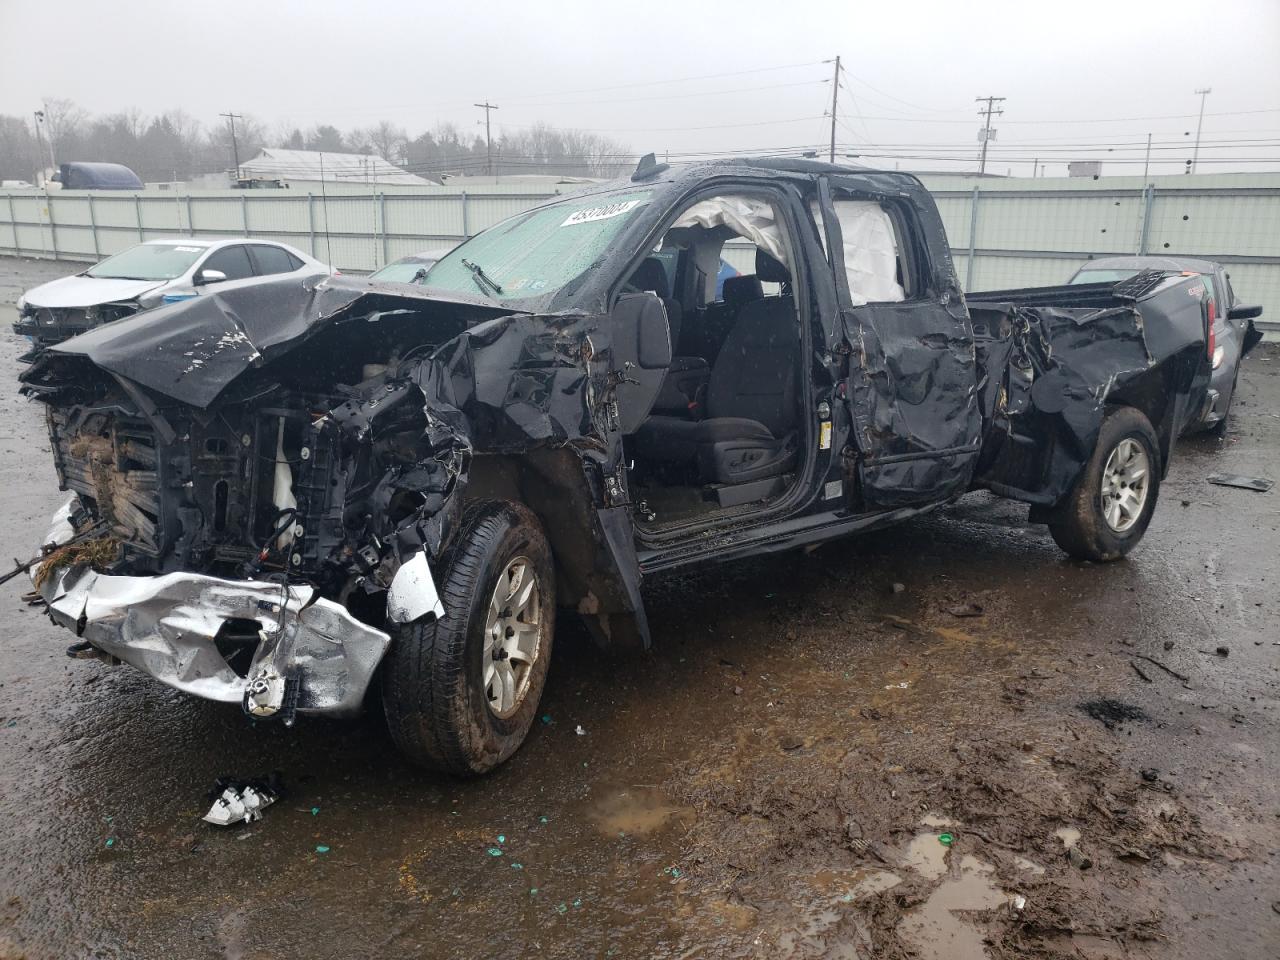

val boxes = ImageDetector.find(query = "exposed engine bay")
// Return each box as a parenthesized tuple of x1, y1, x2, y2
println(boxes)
(41, 355, 459, 603)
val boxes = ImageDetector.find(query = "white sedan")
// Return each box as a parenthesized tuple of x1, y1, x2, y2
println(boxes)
(15, 238, 333, 347)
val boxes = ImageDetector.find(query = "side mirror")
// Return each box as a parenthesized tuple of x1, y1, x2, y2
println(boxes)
(608, 293, 672, 436)
(1228, 304, 1262, 321)
(195, 268, 227, 286)
(634, 294, 672, 370)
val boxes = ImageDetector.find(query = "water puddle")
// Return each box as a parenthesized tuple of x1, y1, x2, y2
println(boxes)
(903, 831, 950, 880)
(811, 866, 903, 900)
(776, 906, 862, 960)
(588, 786, 694, 837)
(899, 854, 1013, 960)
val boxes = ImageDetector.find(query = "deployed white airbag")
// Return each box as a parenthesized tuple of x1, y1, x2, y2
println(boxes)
(673, 196, 790, 270)
(814, 200, 906, 306)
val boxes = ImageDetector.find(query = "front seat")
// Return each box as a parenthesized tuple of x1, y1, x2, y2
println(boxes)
(626, 257, 711, 416)
(634, 250, 798, 486)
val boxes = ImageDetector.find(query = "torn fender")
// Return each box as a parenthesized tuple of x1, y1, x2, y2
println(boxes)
(409, 311, 651, 647)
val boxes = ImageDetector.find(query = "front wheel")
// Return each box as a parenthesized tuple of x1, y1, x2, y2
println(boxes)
(382, 501, 555, 775)
(1049, 407, 1160, 561)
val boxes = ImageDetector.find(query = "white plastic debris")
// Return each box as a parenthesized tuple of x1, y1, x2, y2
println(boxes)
(575, 725, 586, 736)
(243, 667, 286, 718)
(1013, 895, 1027, 911)
(203, 784, 277, 826)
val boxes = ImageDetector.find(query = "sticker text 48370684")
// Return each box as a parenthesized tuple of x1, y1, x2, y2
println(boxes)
(560, 199, 645, 228)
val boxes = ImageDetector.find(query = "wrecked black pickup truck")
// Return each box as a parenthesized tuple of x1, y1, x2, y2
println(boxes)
(18, 156, 1210, 774)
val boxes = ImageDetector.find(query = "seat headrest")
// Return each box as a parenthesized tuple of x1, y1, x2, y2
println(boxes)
(628, 257, 670, 301)
(722, 274, 763, 311)
(756, 249, 790, 284)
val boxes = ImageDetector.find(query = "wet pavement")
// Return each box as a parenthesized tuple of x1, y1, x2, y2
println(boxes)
(1, 256, 1277, 959)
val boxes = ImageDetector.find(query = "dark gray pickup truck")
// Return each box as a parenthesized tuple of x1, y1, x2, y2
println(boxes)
(18, 157, 1210, 773)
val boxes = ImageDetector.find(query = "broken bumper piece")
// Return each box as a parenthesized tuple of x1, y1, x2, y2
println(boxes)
(36, 564, 391, 718)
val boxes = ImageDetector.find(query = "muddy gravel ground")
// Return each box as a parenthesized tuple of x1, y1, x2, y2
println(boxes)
(0, 256, 1276, 959)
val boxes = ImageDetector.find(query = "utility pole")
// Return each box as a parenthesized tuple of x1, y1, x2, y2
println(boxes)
(1142, 132, 1152, 182)
(220, 112, 244, 182)
(32, 109, 55, 185)
(475, 101, 499, 176)
(828, 55, 841, 163)
(975, 95, 1005, 175)
(1191, 88, 1211, 174)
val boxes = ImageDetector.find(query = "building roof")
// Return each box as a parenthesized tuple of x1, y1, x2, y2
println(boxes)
(239, 148, 435, 186)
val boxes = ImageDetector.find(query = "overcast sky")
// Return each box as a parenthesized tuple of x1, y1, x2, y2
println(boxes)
(3, 0, 1279, 176)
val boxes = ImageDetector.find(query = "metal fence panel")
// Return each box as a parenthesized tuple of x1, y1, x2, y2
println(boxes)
(2, 176, 1276, 322)
(1144, 191, 1280, 258)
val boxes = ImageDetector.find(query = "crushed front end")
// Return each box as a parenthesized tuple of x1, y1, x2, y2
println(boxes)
(19, 285, 481, 721)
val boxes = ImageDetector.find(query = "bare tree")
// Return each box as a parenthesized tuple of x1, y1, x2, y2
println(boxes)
(0, 115, 40, 181)
(38, 97, 87, 158)
(368, 120, 408, 163)
(207, 114, 267, 173)
(1, 101, 630, 184)
(498, 122, 633, 177)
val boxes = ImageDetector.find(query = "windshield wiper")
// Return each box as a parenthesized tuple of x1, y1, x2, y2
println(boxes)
(462, 258, 503, 297)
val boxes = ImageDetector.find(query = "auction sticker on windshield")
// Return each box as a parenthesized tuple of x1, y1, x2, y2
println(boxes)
(560, 198, 646, 227)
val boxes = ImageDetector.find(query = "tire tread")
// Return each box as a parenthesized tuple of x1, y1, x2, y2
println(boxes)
(382, 500, 551, 774)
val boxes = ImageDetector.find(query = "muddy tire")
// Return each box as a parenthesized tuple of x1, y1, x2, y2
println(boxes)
(382, 500, 555, 775)
(1048, 407, 1160, 562)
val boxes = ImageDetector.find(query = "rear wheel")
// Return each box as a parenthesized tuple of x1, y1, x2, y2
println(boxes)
(1049, 407, 1160, 561)
(382, 501, 555, 775)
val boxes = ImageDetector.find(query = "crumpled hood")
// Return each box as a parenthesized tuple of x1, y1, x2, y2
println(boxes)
(47, 274, 516, 409)
(23, 274, 166, 309)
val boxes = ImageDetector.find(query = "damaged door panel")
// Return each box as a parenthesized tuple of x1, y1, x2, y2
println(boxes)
(818, 175, 983, 509)
(15, 157, 1208, 774)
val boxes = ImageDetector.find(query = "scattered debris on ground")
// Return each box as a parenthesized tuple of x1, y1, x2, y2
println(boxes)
(1206, 473, 1273, 492)
(202, 774, 283, 827)
(1079, 698, 1149, 728)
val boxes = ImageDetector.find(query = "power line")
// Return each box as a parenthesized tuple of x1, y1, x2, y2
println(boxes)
(494, 59, 827, 103)
(838, 64, 960, 116)
(491, 115, 828, 135)
(836, 79, 878, 146)
(481, 78, 827, 109)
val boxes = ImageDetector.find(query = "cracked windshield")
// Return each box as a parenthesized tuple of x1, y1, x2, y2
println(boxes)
(422, 192, 652, 302)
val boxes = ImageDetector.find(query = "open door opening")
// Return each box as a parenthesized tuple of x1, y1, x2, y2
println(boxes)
(621, 193, 807, 529)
